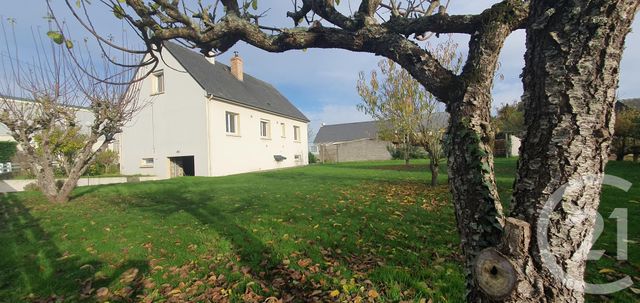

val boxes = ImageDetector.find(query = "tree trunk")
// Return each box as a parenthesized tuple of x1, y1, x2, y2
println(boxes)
(37, 164, 59, 203)
(54, 141, 109, 203)
(429, 157, 438, 186)
(481, 1, 639, 302)
(616, 137, 626, 161)
(404, 139, 410, 165)
(56, 168, 83, 203)
(446, 21, 514, 301)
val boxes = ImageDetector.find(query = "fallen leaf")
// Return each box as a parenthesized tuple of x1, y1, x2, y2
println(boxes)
(368, 289, 379, 299)
(599, 268, 616, 274)
(297, 258, 312, 268)
(96, 287, 109, 298)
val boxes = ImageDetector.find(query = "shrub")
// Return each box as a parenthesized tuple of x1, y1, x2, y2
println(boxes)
(23, 182, 40, 191)
(308, 152, 317, 164)
(0, 141, 17, 163)
(86, 150, 120, 176)
(387, 144, 427, 160)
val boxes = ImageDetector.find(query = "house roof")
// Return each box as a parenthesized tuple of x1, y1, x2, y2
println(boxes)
(314, 120, 380, 143)
(314, 112, 449, 144)
(619, 98, 640, 110)
(163, 42, 309, 122)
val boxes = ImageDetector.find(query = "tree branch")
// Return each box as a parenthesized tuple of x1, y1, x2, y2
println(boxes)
(385, 0, 529, 37)
(221, 0, 240, 16)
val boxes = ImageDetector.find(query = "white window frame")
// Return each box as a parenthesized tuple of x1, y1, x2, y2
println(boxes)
(140, 158, 154, 168)
(260, 119, 271, 139)
(151, 70, 164, 95)
(226, 111, 239, 135)
(293, 125, 301, 141)
(280, 122, 286, 138)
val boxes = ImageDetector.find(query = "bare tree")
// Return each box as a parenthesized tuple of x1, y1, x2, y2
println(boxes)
(0, 21, 142, 203)
(51, 0, 639, 301)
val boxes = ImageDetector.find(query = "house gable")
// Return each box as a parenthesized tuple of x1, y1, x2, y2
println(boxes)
(163, 42, 309, 122)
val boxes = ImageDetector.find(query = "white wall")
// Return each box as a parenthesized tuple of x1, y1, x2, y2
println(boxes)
(0, 176, 158, 193)
(509, 135, 521, 157)
(208, 99, 308, 176)
(120, 52, 210, 178)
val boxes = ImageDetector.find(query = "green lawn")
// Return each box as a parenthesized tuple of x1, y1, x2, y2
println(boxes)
(0, 158, 638, 302)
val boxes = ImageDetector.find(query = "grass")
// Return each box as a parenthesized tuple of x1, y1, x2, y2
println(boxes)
(0, 158, 638, 302)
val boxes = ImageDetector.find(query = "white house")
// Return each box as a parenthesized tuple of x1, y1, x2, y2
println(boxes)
(120, 42, 309, 178)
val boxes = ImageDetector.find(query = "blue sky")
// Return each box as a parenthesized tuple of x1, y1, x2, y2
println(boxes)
(2, 1, 639, 135)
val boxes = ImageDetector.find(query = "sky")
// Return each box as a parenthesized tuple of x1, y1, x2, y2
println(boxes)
(2, 1, 639, 137)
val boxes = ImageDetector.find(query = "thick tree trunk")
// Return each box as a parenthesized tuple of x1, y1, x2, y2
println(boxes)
(481, 1, 640, 302)
(56, 169, 83, 203)
(37, 165, 59, 203)
(54, 141, 109, 203)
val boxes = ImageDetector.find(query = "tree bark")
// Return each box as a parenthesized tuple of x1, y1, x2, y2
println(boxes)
(496, 1, 640, 301)
(429, 157, 438, 186)
(54, 140, 110, 203)
(404, 136, 410, 165)
(446, 20, 516, 301)
(616, 137, 626, 161)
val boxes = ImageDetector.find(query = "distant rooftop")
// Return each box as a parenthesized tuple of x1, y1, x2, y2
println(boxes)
(619, 98, 640, 110)
(314, 112, 448, 144)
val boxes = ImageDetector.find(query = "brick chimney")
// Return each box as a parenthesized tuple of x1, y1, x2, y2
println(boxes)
(205, 52, 215, 65)
(230, 51, 243, 81)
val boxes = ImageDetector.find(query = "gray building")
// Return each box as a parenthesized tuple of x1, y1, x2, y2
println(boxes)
(313, 121, 391, 163)
(617, 98, 640, 111)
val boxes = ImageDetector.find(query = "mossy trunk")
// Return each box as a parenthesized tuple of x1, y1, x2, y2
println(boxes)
(472, 1, 639, 302)
(445, 20, 513, 302)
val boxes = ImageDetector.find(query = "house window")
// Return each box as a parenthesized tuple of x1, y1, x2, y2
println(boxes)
(260, 119, 271, 138)
(293, 125, 301, 141)
(151, 71, 164, 94)
(280, 122, 286, 138)
(226, 111, 239, 134)
(141, 158, 154, 168)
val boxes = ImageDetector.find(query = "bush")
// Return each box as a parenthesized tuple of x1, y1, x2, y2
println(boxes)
(387, 144, 427, 160)
(308, 152, 318, 164)
(86, 150, 120, 176)
(23, 182, 40, 191)
(0, 141, 17, 163)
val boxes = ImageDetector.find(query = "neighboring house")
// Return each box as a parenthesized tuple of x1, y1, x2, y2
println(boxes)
(120, 42, 309, 178)
(314, 121, 390, 163)
(493, 133, 521, 158)
(617, 98, 640, 111)
(314, 113, 449, 163)
(315, 113, 471, 163)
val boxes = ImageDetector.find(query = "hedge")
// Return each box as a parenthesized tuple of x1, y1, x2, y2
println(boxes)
(0, 141, 17, 163)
